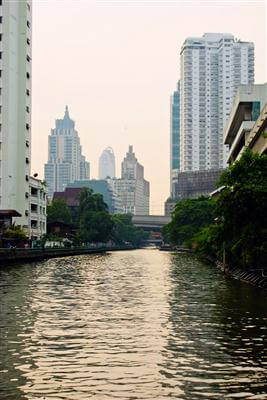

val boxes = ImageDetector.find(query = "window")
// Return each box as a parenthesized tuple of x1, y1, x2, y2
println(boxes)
(26, 106, 30, 113)
(27, 21, 30, 28)
(27, 38, 31, 45)
(26, 72, 30, 79)
(26, 55, 31, 62)
(26, 89, 30, 96)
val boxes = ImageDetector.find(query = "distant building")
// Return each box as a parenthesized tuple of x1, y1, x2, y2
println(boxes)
(114, 146, 150, 215)
(180, 33, 254, 171)
(0, 0, 33, 229)
(170, 82, 181, 198)
(99, 147, 116, 179)
(173, 169, 224, 200)
(164, 198, 178, 217)
(44, 107, 90, 198)
(66, 179, 122, 214)
(224, 83, 267, 164)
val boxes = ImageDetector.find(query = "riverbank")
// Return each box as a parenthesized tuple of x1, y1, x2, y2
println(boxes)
(215, 260, 267, 290)
(0, 245, 136, 266)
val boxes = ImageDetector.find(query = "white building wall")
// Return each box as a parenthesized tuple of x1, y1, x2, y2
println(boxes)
(180, 33, 254, 171)
(29, 177, 47, 239)
(0, 0, 32, 228)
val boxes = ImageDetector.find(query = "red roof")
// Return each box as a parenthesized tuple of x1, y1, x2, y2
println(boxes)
(53, 188, 82, 206)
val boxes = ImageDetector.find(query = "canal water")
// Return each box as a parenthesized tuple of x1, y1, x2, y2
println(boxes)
(0, 249, 266, 400)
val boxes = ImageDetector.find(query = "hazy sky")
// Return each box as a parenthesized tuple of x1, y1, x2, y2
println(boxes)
(32, 0, 266, 214)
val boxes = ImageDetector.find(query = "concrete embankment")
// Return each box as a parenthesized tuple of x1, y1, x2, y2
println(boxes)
(216, 260, 267, 289)
(0, 246, 135, 266)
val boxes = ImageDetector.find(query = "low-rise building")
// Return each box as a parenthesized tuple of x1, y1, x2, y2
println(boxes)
(224, 83, 267, 164)
(172, 169, 224, 201)
(29, 177, 47, 240)
(66, 179, 121, 214)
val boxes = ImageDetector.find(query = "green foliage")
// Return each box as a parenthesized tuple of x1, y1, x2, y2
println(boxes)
(4, 224, 27, 240)
(213, 149, 267, 268)
(111, 214, 148, 246)
(78, 187, 108, 216)
(79, 210, 114, 243)
(163, 197, 215, 246)
(47, 198, 72, 224)
(77, 188, 113, 243)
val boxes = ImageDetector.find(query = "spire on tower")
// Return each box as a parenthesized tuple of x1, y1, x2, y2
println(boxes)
(64, 105, 70, 119)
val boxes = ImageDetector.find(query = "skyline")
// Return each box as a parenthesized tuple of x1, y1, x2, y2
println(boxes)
(31, 0, 266, 214)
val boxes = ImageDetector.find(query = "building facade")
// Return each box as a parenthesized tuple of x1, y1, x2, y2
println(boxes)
(67, 179, 122, 214)
(170, 81, 181, 198)
(114, 146, 150, 215)
(29, 177, 47, 239)
(44, 107, 90, 198)
(0, 0, 32, 229)
(172, 169, 224, 201)
(224, 83, 267, 164)
(180, 33, 254, 171)
(99, 147, 116, 179)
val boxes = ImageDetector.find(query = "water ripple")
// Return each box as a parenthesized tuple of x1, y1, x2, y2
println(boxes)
(0, 250, 266, 399)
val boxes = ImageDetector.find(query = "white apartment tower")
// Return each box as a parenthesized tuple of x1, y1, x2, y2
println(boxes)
(44, 107, 90, 198)
(99, 147, 116, 179)
(0, 0, 32, 228)
(180, 33, 254, 170)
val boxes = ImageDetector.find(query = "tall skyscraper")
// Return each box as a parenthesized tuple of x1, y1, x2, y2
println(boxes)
(180, 33, 254, 171)
(114, 146, 150, 215)
(0, 0, 32, 227)
(98, 147, 116, 179)
(170, 81, 180, 197)
(44, 107, 90, 198)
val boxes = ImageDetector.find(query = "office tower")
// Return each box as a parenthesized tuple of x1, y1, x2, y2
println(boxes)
(114, 146, 150, 215)
(0, 1, 32, 228)
(180, 33, 254, 171)
(98, 147, 116, 179)
(170, 81, 180, 198)
(44, 106, 90, 198)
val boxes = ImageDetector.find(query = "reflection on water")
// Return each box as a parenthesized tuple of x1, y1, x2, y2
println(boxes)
(0, 249, 266, 399)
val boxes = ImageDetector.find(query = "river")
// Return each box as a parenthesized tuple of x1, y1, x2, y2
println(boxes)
(0, 249, 266, 400)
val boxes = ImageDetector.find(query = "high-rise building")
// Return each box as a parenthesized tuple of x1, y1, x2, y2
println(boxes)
(114, 146, 150, 215)
(170, 81, 180, 198)
(0, 0, 32, 228)
(44, 107, 90, 198)
(98, 147, 116, 179)
(180, 33, 254, 171)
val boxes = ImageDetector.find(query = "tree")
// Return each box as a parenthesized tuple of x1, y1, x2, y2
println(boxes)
(77, 188, 113, 243)
(212, 149, 267, 268)
(111, 214, 148, 246)
(163, 197, 215, 247)
(80, 211, 114, 243)
(4, 224, 27, 240)
(47, 198, 72, 224)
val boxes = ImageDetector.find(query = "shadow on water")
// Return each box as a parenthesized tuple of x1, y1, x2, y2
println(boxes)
(159, 252, 267, 399)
